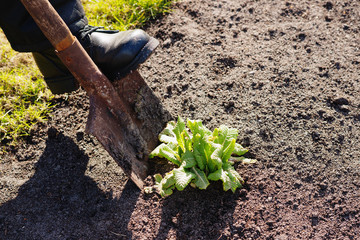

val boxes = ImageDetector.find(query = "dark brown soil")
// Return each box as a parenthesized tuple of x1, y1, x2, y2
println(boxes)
(1, 0, 360, 239)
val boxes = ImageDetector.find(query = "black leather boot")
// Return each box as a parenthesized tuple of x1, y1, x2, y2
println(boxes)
(77, 26, 159, 78)
(33, 26, 159, 94)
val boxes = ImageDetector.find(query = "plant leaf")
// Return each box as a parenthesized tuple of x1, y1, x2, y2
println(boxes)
(224, 170, 242, 193)
(154, 173, 163, 184)
(154, 172, 176, 197)
(181, 150, 197, 168)
(207, 168, 223, 181)
(210, 143, 223, 170)
(216, 125, 238, 145)
(241, 158, 257, 164)
(160, 146, 181, 166)
(201, 138, 218, 172)
(229, 156, 257, 164)
(160, 187, 174, 197)
(149, 143, 163, 158)
(212, 128, 219, 138)
(162, 171, 176, 188)
(193, 134, 206, 170)
(144, 186, 154, 194)
(191, 167, 209, 189)
(173, 167, 195, 191)
(222, 138, 236, 162)
(224, 163, 244, 184)
(181, 131, 192, 152)
(233, 143, 248, 156)
(173, 116, 187, 152)
(163, 188, 174, 196)
(208, 167, 239, 192)
(158, 121, 177, 144)
(150, 143, 181, 166)
(220, 170, 232, 191)
(187, 119, 212, 137)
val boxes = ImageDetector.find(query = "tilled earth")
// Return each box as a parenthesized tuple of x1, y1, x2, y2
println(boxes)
(1, 0, 360, 239)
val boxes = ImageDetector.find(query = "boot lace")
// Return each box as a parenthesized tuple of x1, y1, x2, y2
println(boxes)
(78, 25, 104, 40)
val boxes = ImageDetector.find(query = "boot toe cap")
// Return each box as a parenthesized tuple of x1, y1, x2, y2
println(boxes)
(91, 29, 151, 67)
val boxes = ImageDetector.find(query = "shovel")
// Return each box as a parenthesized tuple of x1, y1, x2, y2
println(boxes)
(20, 0, 171, 189)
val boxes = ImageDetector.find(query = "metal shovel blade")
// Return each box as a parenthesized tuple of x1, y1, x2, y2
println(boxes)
(85, 71, 172, 189)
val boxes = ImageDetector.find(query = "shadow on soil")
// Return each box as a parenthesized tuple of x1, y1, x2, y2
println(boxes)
(0, 128, 246, 239)
(152, 176, 248, 239)
(0, 128, 140, 239)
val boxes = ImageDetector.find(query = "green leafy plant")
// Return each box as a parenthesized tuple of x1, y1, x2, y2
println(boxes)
(147, 117, 256, 197)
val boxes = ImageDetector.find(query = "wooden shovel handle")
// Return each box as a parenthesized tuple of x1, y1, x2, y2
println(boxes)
(20, 0, 75, 51)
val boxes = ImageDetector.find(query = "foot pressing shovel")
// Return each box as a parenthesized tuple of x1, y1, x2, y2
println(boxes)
(20, 0, 171, 189)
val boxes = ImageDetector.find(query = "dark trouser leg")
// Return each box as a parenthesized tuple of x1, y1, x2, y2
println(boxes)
(32, 50, 79, 94)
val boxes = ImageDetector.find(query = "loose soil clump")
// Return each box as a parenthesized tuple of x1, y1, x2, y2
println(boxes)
(1, 0, 360, 239)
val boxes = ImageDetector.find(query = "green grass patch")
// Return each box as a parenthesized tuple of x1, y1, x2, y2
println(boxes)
(83, 0, 175, 30)
(1, 0, 175, 152)
(0, 40, 53, 149)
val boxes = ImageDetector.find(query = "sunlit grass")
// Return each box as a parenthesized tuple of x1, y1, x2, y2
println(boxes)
(0, 32, 53, 151)
(83, 0, 174, 30)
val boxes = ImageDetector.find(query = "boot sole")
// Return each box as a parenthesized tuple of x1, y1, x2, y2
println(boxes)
(109, 37, 160, 79)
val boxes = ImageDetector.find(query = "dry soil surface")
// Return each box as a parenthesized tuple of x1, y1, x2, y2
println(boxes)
(1, 0, 360, 239)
